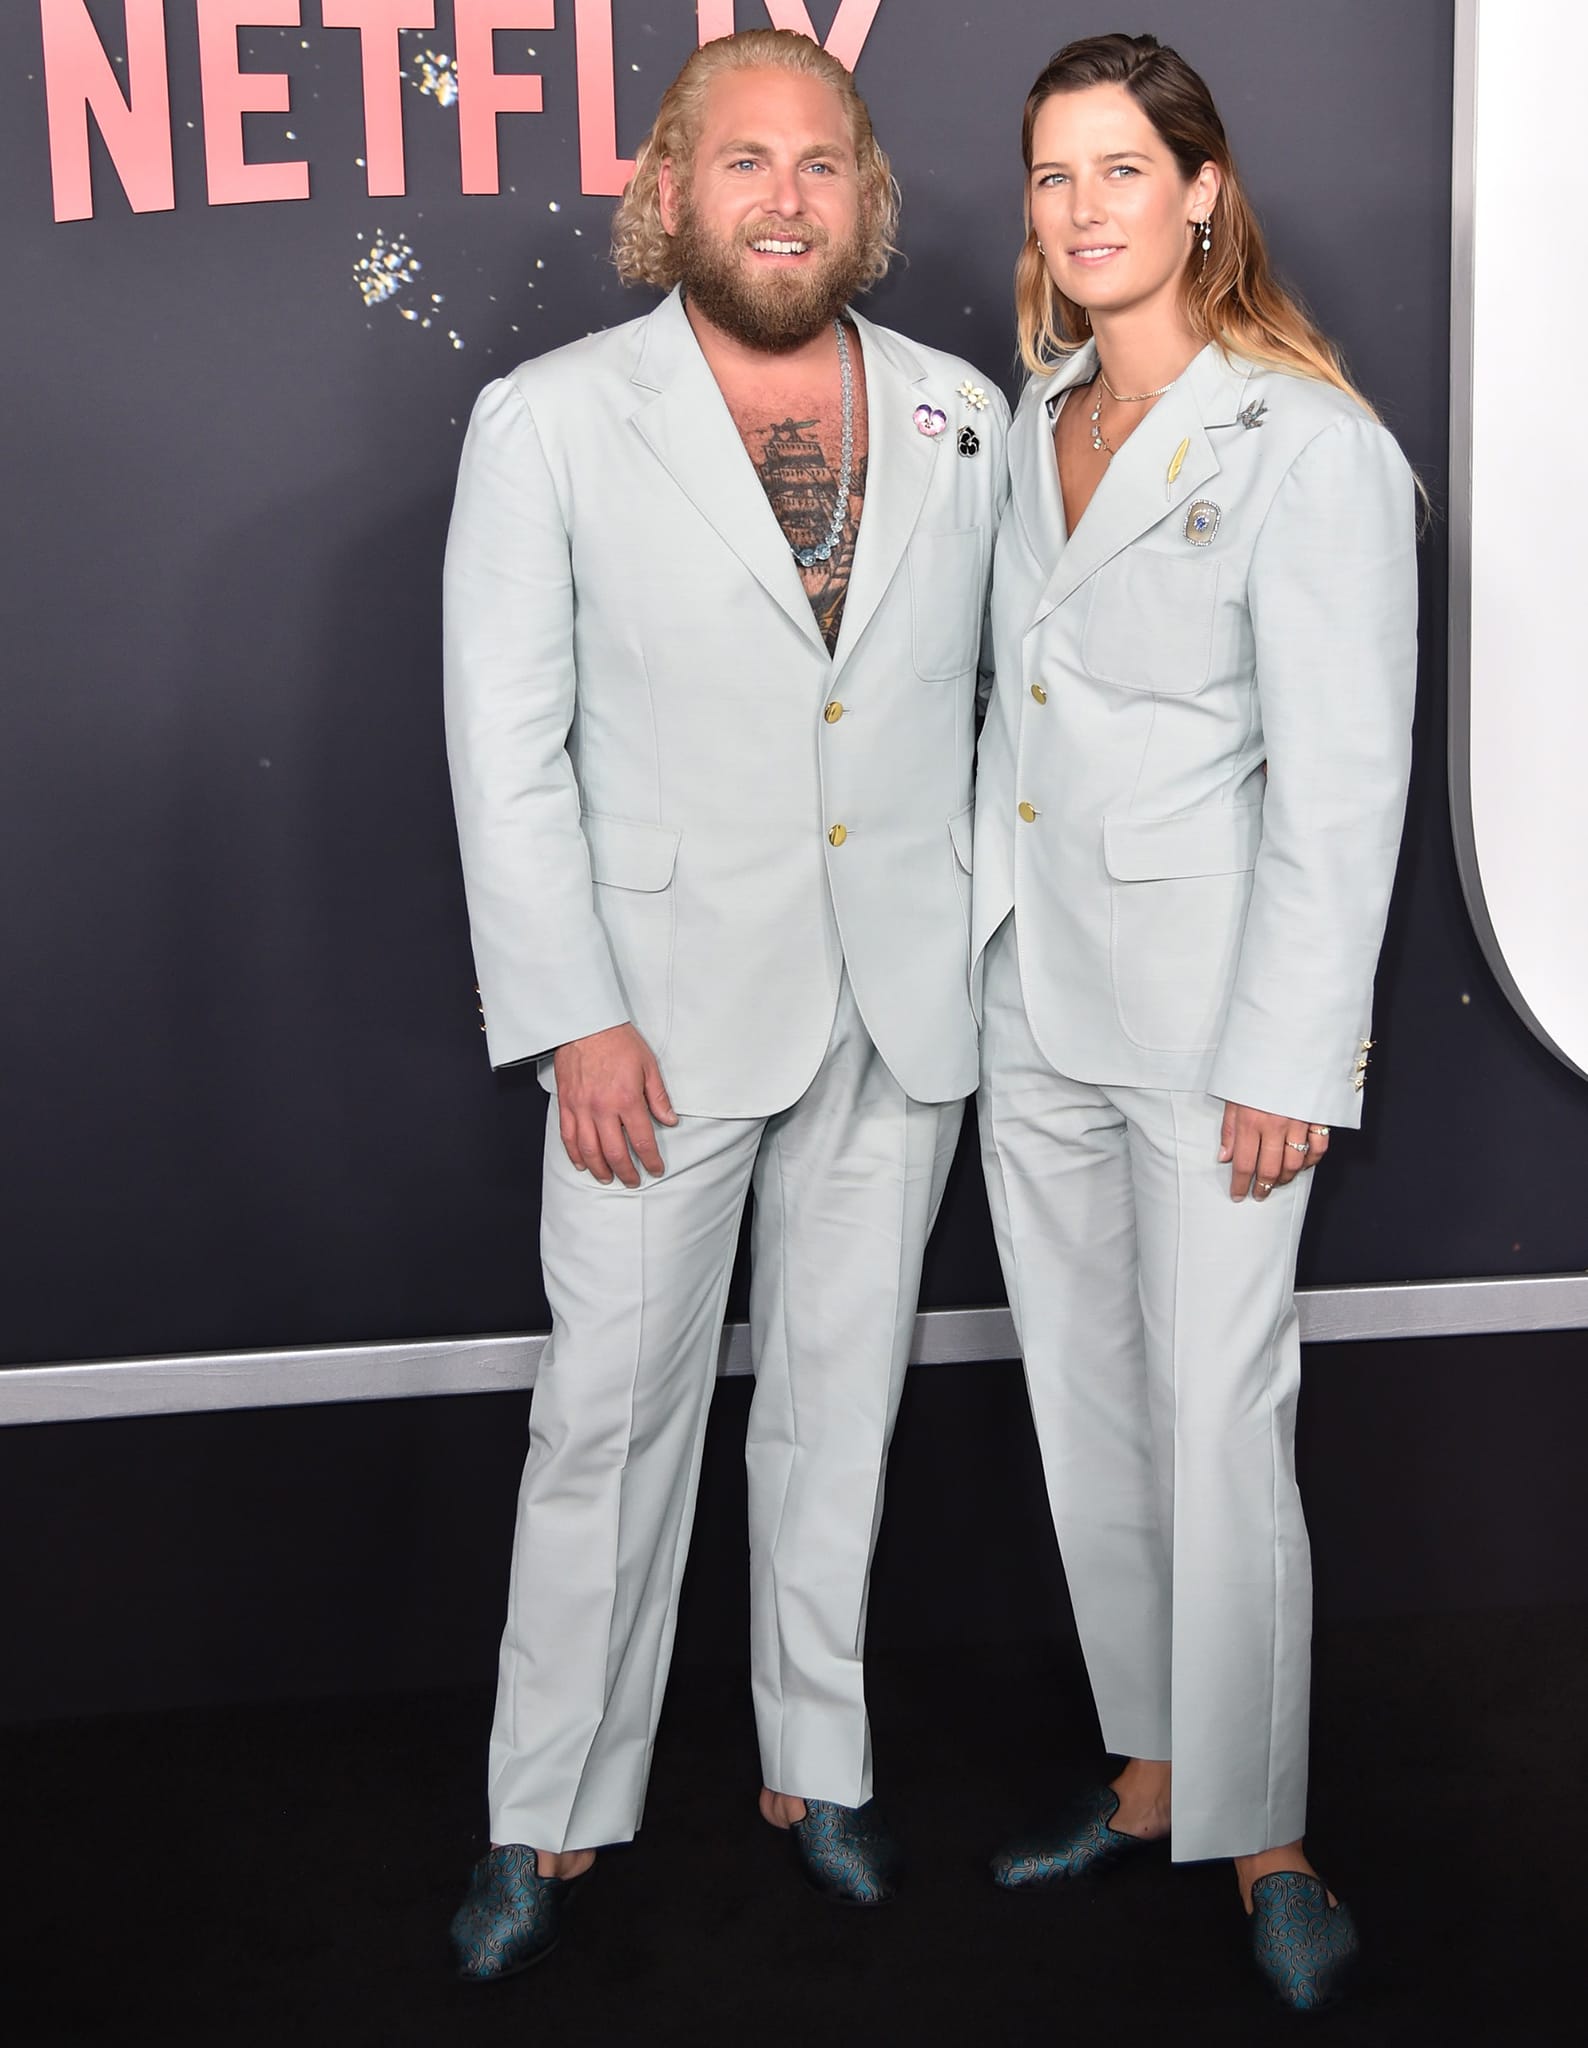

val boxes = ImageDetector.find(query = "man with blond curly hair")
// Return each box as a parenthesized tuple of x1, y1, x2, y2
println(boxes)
(444, 29, 1007, 1977)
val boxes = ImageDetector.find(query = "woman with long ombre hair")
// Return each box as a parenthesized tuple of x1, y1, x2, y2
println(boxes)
(970, 33, 1418, 2010)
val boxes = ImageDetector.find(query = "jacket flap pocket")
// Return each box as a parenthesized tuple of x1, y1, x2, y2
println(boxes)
(948, 801, 975, 872)
(582, 813, 680, 892)
(1103, 802, 1262, 882)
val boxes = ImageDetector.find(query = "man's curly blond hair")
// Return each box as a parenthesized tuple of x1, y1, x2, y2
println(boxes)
(612, 29, 900, 291)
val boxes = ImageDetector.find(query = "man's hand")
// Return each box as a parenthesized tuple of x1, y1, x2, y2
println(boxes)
(1219, 1102, 1331, 1202)
(554, 1024, 678, 1188)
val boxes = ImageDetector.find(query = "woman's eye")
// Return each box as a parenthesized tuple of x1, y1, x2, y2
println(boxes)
(1037, 172, 1067, 188)
(1109, 164, 1141, 178)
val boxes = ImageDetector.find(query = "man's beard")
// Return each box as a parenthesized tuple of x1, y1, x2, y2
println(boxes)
(673, 202, 873, 353)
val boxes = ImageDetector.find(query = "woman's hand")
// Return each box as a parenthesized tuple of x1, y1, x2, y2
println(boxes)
(1219, 1103, 1331, 1201)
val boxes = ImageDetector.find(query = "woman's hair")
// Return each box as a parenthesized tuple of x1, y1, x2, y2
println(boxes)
(1015, 33, 1375, 414)
(612, 29, 900, 291)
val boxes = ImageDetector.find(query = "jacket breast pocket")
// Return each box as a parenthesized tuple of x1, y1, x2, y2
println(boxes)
(1104, 803, 1261, 1052)
(1082, 551, 1220, 695)
(582, 812, 680, 1053)
(909, 528, 983, 681)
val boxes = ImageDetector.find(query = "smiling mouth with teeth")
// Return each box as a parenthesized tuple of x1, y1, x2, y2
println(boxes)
(750, 238, 812, 255)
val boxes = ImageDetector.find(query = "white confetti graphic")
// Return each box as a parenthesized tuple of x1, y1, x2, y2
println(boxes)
(400, 291, 466, 349)
(354, 231, 421, 308)
(409, 49, 459, 107)
(353, 233, 465, 349)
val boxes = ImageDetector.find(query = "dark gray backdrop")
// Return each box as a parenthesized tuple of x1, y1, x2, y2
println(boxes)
(3, 3, 1586, 1730)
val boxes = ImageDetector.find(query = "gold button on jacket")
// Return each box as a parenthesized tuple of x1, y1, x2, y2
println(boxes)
(1018, 801, 1038, 824)
(828, 824, 848, 848)
(1030, 683, 1048, 705)
(823, 701, 844, 725)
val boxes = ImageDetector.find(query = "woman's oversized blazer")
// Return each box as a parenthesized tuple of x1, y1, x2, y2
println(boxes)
(972, 339, 1418, 1128)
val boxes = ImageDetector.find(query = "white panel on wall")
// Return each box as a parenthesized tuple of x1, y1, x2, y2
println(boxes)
(1452, 0, 1588, 1079)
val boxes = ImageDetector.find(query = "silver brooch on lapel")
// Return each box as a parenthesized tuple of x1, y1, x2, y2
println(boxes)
(1185, 500, 1221, 545)
(1238, 398, 1268, 431)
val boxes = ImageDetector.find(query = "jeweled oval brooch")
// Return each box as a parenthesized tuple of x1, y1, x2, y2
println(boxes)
(1185, 500, 1221, 545)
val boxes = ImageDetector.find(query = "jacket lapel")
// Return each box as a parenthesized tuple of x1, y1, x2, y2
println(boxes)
(831, 310, 939, 676)
(1010, 343, 1097, 560)
(1026, 343, 1254, 634)
(629, 289, 827, 658)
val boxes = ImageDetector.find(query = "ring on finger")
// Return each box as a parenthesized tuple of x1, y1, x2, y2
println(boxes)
(1286, 1139, 1310, 1155)
(1309, 1125, 1330, 1137)
(1255, 1179, 1275, 1192)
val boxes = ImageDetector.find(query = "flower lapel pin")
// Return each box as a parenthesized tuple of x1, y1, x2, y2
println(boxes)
(914, 403, 948, 439)
(958, 380, 990, 412)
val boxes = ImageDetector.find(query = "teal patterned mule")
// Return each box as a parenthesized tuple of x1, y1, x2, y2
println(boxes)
(788, 1799, 903, 1904)
(449, 1845, 580, 1982)
(990, 1785, 1163, 1889)
(1249, 1871, 1361, 2011)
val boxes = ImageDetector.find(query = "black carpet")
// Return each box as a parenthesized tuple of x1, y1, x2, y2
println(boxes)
(6, 1606, 1582, 2046)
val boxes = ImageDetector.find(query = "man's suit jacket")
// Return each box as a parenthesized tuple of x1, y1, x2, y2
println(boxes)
(445, 288, 1009, 1117)
(972, 340, 1418, 1128)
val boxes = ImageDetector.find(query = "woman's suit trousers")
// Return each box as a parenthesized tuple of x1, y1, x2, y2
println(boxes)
(978, 918, 1314, 1863)
(487, 971, 962, 1854)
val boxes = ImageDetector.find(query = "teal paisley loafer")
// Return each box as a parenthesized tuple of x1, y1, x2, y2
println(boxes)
(990, 1785, 1163, 1890)
(789, 1799, 902, 1905)
(1249, 1871, 1361, 2012)
(449, 1845, 579, 1982)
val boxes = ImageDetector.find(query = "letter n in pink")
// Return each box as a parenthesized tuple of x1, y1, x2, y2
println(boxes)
(41, 0, 176, 223)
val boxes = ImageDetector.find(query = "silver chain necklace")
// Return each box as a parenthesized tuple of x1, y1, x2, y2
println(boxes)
(1090, 365, 1178, 456)
(793, 320, 854, 569)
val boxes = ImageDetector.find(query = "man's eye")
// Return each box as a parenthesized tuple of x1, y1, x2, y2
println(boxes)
(730, 159, 759, 173)
(805, 162, 835, 176)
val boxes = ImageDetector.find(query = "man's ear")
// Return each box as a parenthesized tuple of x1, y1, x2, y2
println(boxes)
(658, 157, 681, 237)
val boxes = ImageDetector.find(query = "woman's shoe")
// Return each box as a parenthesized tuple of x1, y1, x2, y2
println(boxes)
(788, 1799, 903, 1904)
(990, 1785, 1164, 1890)
(449, 1845, 581, 1982)
(1249, 1870, 1361, 2012)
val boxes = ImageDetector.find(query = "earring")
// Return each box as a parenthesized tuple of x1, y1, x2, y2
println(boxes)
(1036, 239, 1045, 253)
(1198, 215, 1213, 264)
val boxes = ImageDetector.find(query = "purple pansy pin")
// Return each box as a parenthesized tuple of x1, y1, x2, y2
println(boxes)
(914, 403, 948, 438)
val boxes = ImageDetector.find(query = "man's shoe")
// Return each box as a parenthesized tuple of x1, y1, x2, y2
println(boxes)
(449, 1845, 579, 1982)
(1249, 1871, 1361, 2012)
(788, 1799, 902, 1905)
(990, 1785, 1164, 1890)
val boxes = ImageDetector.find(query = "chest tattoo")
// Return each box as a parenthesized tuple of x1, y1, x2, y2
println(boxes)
(743, 414, 869, 655)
